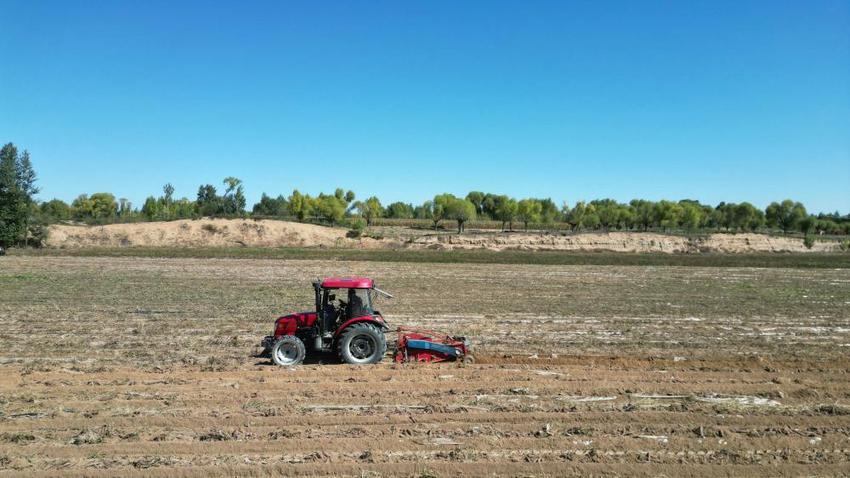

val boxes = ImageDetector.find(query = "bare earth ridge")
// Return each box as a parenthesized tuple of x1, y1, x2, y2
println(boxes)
(46, 219, 839, 253)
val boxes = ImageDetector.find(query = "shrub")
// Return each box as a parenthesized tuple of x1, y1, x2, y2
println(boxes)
(201, 224, 221, 234)
(27, 221, 48, 247)
(346, 218, 367, 238)
(812, 404, 850, 415)
(1, 432, 35, 444)
(70, 429, 105, 445)
(840, 239, 850, 252)
(803, 235, 815, 249)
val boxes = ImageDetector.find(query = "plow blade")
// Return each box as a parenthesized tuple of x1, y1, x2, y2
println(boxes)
(394, 327, 473, 363)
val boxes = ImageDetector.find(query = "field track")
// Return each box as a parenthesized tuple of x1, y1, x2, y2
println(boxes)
(1, 256, 849, 476)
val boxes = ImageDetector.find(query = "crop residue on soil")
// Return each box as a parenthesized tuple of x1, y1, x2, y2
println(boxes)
(0, 256, 849, 476)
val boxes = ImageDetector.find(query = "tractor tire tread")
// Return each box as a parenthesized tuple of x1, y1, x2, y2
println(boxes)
(336, 323, 387, 365)
(271, 335, 307, 367)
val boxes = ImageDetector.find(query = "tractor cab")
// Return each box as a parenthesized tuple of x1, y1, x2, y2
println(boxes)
(314, 277, 382, 337)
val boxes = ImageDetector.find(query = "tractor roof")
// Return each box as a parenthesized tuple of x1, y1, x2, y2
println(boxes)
(320, 277, 374, 289)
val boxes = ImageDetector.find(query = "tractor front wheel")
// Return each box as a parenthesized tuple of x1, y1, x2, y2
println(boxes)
(271, 335, 306, 367)
(337, 323, 387, 365)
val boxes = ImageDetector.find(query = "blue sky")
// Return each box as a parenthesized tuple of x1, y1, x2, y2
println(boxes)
(1, 0, 848, 213)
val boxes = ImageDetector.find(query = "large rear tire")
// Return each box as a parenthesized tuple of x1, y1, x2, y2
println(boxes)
(271, 335, 306, 366)
(337, 323, 387, 365)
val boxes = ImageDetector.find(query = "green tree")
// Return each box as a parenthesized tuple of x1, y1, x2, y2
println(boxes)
(799, 215, 816, 235)
(481, 194, 499, 219)
(15, 150, 39, 199)
(654, 200, 682, 231)
(0, 145, 41, 246)
(493, 196, 518, 231)
(385, 201, 414, 219)
(137, 185, 194, 221)
(332, 188, 355, 205)
(16, 150, 39, 245)
(141, 196, 161, 220)
(118, 198, 133, 218)
(197, 184, 222, 217)
(173, 198, 198, 219)
(71, 194, 90, 220)
(252, 193, 288, 216)
(560, 202, 571, 225)
(40, 199, 72, 221)
(415, 200, 431, 224)
(538, 198, 559, 224)
(162, 183, 175, 205)
(465, 191, 486, 217)
(678, 201, 704, 231)
(629, 199, 654, 231)
(355, 196, 383, 226)
(316, 194, 345, 225)
(442, 196, 476, 233)
(618, 204, 636, 230)
(222, 177, 246, 215)
(567, 202, 587, 231)
(0, 143, 27, 246)
(73, 193, 117, 221)
(713, 202, 735, 230)
(814, 219, 839, 235)
(436, 195, 460, 230)
(287, 190, 314, 221)
(429, 195, 453, 230)
(516, 198, 542, 231)
(591, 199, 621, 231)
(581, 203, 600, 230)
(89, 193, 118, 219)
(733, 202, 764, 232)
(766, 200, 807, 234)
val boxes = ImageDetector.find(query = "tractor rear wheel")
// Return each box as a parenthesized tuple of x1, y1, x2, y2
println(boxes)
(337, 323, 387, 365)
(271, 335, 306, 366)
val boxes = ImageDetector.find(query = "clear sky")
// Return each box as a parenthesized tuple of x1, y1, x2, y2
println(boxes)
(1, 0, 848, 213)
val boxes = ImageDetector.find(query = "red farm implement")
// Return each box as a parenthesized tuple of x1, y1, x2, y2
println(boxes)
(394, 327, 473, 364)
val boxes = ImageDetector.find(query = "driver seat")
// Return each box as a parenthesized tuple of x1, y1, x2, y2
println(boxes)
(322, 296, 338, 334)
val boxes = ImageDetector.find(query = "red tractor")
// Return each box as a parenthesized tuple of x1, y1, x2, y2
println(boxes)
(261, 277, 472, 366)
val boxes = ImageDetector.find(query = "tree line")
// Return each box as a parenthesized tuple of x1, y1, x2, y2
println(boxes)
(261, 191, 848, 236)
(358, 194, 848, 236)
(2, 142, 849, 247)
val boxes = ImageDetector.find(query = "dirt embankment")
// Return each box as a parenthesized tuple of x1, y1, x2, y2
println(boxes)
(409, 231, 840, 253)
(46, 219, 387, 249)
(46, 219, 840, 253)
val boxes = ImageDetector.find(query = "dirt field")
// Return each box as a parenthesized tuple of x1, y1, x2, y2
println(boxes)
(1, 255, 849, 476)
(46, 218, 841, 253)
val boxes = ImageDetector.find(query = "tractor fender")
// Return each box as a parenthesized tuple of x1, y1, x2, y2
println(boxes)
(333, 315, 389, 337)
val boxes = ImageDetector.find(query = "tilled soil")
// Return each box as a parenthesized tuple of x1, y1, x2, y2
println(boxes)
(1, 256, 848, 477)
